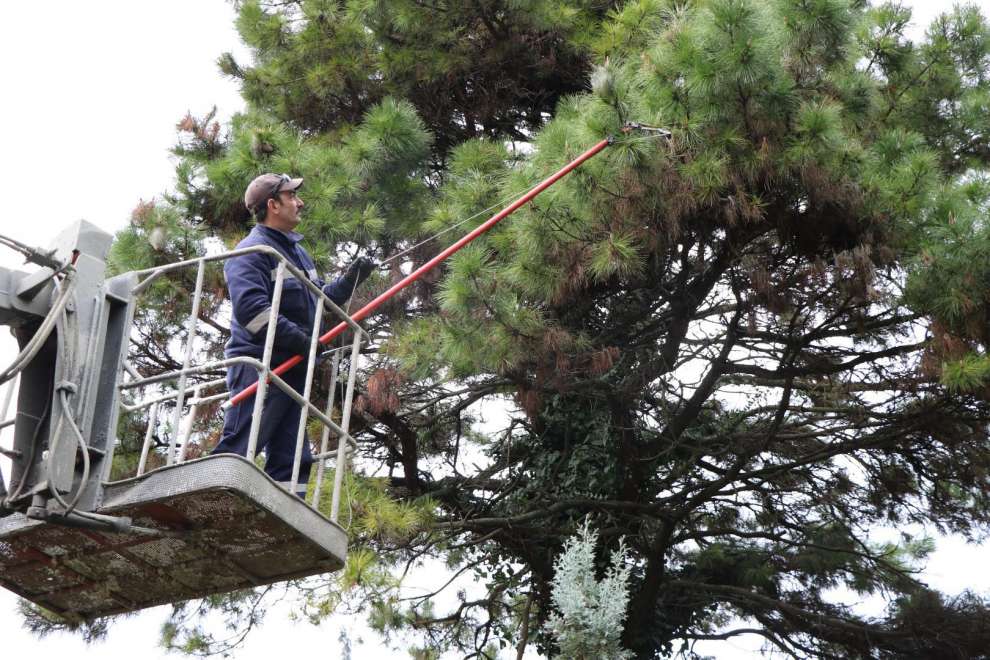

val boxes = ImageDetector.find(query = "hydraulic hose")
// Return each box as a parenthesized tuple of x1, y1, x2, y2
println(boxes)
(0, 268, 76, 386)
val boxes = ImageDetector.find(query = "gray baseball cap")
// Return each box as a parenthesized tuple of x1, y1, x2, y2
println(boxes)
(244, 173, 303, 213)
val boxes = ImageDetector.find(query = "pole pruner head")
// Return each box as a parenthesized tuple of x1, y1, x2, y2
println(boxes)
(621, 121, 672, 138)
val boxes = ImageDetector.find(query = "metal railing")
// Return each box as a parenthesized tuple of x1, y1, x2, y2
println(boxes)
(0, 373, 15, 433)
(118, 246, 366, 523)
(0, 374, 16, 477)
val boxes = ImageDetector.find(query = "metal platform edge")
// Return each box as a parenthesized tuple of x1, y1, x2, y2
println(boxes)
(99, 454, 348, 559)
(0, 455, 349, 620)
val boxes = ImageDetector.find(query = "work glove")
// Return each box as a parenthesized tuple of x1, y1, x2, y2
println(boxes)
(345, 256, 377, 287)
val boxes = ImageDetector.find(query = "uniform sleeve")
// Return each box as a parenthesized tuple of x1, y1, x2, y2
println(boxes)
(321, 272, 360, 307)
(225, 253, 312, 355)
(295, 245, 354, 308)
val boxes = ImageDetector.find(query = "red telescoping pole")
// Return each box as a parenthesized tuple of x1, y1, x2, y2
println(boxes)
(225, 137, 612, 409)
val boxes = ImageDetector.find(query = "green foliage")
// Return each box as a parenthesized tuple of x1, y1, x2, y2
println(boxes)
(107, 202, 205, 276)
(224, 0, 605, 159)
(787, 100, 846, 166)
(940, 354, 990, 392)
(311, 469, 434, 544)
(159, 588, 274, 657)
(167, 98, 433, 266)
(17, 600, 111, 644)
(341, 547, 396, 591)
(777, 0, 856, 67)
(588, 232, 645, 281)
(594, 0, 673, 57)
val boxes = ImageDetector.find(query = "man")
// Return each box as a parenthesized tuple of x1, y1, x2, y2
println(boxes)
(213, 173, 373, 497)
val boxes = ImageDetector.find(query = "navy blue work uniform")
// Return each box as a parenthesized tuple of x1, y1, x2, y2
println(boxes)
(213, 224, 358, 497)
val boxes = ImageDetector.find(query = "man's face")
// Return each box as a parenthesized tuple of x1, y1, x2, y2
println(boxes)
(268, 189, 304, 231)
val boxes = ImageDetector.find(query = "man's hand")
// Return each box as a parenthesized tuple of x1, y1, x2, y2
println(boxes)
(346, 256, 377, 286)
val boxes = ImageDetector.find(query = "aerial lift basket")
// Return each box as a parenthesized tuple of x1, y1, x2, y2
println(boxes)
(0, 221, 362, 620)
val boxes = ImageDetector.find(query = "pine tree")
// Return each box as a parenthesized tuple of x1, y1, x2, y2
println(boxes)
(95, 1, 990, 658)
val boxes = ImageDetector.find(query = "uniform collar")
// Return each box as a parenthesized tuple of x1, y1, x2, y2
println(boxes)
(254, 223, 304, 245)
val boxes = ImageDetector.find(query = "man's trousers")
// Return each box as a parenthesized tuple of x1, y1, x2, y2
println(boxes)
(212, 362, 313, 498)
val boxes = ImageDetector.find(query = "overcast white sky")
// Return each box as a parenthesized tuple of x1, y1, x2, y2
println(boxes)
(0, 1, 988, 659)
